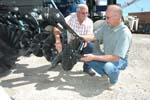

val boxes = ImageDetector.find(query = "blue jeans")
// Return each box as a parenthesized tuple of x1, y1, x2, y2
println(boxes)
(85, 52, 128, 84)
(82, 42, 94, 54)
(82, 42, 94, 70)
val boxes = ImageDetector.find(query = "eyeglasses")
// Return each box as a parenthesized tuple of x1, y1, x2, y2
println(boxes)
(105, 15, 116, 20)
(80, 12, 88, 15)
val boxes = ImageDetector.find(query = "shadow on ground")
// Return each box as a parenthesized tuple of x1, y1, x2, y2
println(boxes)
(1, 63, 109, 97)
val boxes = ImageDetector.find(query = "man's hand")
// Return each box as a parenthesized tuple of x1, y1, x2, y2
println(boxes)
(80, 54, 95, 62)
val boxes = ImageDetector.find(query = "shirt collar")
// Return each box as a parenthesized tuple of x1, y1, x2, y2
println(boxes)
(111, 22, 124, 32)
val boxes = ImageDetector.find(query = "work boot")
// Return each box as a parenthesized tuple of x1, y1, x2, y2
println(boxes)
(83, 68, 95, 76)
(100, 75, 109, 81)
(107, 83, 116, 90)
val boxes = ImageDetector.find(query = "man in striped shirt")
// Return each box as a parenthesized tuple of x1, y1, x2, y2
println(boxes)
(53, 4, 95, 75)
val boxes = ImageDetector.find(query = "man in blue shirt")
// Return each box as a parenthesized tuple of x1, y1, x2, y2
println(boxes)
(80, 5, 132, 90)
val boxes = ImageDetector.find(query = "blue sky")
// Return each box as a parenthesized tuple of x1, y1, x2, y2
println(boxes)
(100, 0, 150, 16)
(117, 0, 150, 16)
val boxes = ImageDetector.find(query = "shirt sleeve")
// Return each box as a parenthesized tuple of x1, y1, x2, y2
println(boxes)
(65, 13, 76, 24)
(94, 22, 106, 43)
(113, 30, 132, 58)
(65, 15, 71, 24)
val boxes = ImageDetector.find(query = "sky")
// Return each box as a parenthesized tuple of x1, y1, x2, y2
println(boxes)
(100, 0, 150, 16)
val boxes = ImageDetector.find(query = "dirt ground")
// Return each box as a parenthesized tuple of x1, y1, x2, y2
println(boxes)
(0, 34, 150, 100)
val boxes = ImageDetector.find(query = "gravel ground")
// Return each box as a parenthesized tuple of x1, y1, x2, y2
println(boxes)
(0, 34, 150, 100)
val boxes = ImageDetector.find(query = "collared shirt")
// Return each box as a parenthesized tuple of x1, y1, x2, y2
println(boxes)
(65, 13, 93, 35)
(94, 22, 132, 59)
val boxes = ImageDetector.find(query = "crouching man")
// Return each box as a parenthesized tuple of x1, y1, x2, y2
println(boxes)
(80, 5, 132, 90)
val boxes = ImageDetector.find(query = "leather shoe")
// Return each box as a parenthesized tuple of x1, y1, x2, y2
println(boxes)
(83, 69, 95, 76)
(107, 83, 116, 90)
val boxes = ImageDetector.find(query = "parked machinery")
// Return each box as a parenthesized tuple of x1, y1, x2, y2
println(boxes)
(0, 0, 86, 74)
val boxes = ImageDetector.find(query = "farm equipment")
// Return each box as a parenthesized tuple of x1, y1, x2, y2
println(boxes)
(0, 0, 86, 74)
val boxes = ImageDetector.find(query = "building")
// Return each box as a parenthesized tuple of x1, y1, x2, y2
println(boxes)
(129, 12, 150, 24)
(128, 12, 150, 33)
